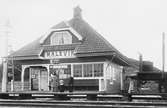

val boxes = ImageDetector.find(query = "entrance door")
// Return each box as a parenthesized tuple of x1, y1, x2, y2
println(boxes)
(31, 68, 40, 91)
(40, 69, 48, 91)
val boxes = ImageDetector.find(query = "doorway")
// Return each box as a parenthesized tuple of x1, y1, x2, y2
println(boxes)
(30, 67, 48, 91)
(40, 68, 48, 91)
(30, 68, 40, 91)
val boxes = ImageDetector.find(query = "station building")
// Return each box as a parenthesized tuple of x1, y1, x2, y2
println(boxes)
(8, 7, 132, 93)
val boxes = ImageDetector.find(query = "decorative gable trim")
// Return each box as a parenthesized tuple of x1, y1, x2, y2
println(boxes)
(40, 22, 83, 44)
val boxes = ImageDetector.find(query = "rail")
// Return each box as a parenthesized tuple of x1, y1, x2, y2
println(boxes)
(0, 100, 167, 107)
(1, 92, 167, 101)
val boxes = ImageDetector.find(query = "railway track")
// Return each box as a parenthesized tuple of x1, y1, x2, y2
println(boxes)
(0, 99, 167, 108)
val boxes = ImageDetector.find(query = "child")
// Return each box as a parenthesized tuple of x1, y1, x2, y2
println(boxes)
(59, 80, 65, 92)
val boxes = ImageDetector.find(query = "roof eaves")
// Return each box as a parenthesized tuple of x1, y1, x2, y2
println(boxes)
(74, 51, 116, 57)
(38, 48, 44, 57)
(8, 55, 41, 60)
(114, 54, 130, 66)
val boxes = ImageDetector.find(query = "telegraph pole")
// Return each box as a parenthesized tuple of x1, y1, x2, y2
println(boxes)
(159, 32, 166, 93)
(162, 32, 165, 79)
(139, 53, 143, 73)
(1, 20, 11, 92)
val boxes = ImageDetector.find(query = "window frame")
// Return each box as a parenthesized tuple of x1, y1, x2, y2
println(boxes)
(50, 31, 72, 45)
(73, 63, 104, 79)
(73, 64, 82, 77)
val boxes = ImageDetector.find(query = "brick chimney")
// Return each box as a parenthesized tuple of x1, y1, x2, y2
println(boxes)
(73, 6, 82, 19)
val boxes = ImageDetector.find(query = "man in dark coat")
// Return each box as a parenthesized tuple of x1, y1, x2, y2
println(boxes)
(68, 76, 74, 92)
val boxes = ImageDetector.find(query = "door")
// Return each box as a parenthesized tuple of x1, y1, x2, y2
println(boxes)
(40, 69, 48, 91)
(31, 68, 40, 91)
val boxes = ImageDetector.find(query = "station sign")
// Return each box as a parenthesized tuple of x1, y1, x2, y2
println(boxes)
(44, 50, 75, 58)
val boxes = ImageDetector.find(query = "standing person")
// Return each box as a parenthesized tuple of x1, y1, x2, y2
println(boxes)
(51, 73, 59, 92)
(59, 79, 65, 92)
(31, 78, 33, 90)
(50, 74, 54, 91)
(49, 75, 52, 91)
(68, 76, 74, 92)
(128, 78, 134, 94)
(127, 77, 134, 101)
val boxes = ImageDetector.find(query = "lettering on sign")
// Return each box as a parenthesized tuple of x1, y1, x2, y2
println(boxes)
(50, 65, 68, 69)
(44, 50, 74, 58)
(50, 64, 68, 69)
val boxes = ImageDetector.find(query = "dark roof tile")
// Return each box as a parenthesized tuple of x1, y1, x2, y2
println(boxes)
(9, 37, 42, 57)
(51, 21, 69, 29)
(10, 15, 129, 66)
(68, 18, 122, 54)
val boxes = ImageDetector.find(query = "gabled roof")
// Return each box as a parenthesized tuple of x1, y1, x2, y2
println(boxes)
(10, 36, 42, 58)
(9, 7, 130, 66)
(50, 18, 120, 54)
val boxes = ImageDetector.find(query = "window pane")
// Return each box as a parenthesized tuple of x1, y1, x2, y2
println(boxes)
(73, 64, 82, 77)
(94, 64, 103, 77)
(64, 65, 71, 75)
(51, 31, 72, 45)
(83, 64, 92, 77)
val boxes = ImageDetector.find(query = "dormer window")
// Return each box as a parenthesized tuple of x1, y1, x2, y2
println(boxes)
(50, 31, 72, 45)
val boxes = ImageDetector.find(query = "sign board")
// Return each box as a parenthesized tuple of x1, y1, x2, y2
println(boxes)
(44, 50, 75, 58)
(50, 65, 68, 69)
(50, 59, 59, 64)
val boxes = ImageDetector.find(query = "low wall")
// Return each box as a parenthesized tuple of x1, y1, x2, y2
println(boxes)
(0, 81, 30, 92)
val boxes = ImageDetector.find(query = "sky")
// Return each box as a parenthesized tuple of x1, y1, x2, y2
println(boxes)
(0, 0, 166, 70)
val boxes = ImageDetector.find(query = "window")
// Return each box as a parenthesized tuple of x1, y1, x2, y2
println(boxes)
(50, 31, 72, 45)
(83, 64, 93, 77)
(62, 65, 71, 75)
(73, 63, 104, 78)
(94, 64, 103, 77)
(112, 67, 116, 80)
(24, 68, 30, 81)
(73, 64, 82, 77)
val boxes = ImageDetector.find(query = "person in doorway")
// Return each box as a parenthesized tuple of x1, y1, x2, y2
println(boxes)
(68, 76, 74, 92)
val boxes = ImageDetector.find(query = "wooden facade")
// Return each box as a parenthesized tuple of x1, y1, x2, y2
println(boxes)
(7, 6, 132, 93)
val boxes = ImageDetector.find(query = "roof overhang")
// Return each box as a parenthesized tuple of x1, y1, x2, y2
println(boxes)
(75, 51, 130, 66)
(6, 55, 41, 60)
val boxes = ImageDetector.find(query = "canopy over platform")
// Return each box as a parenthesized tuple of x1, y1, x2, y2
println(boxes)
(136, 72, 165, 81)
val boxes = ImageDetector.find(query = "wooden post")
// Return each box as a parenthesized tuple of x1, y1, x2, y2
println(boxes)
(139, 54, 143, 73)
(121, 68, 125, 92)
(2, 20, 11, 92)
(11, 57, 14, 91)
(2, 59, 7, 92)
(162, 32, 165, 79)
(21, 66, 25, 91)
